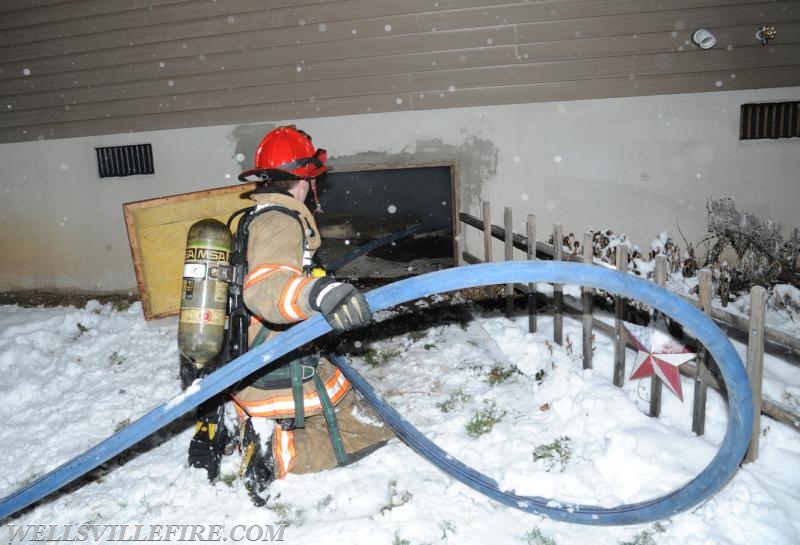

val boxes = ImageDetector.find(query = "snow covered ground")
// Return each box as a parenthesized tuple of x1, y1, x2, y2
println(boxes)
(1, 289, 799, 545)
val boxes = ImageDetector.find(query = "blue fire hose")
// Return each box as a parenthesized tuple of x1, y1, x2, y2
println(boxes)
(0, 262, 752, 525)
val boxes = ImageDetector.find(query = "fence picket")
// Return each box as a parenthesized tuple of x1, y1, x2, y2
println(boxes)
(527, 215, 537, 334)
(504, 207, 514, 318)
(650, 255, 667, 417)
(613, 246, 629, 387)
(553, 223, 564, 346)
(746, 286, 767, 462)
(483, 201, 493, 299)
(693, 269, 712, 435)
(582, 232, 593, 369)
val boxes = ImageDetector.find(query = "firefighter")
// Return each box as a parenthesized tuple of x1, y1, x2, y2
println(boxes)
(189, 126, 393, 505)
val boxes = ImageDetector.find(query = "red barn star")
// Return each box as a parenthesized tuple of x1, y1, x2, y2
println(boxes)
(623, 322, 696, 401)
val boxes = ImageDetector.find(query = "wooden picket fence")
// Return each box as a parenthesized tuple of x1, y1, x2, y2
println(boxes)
(460, 203, 800, 462)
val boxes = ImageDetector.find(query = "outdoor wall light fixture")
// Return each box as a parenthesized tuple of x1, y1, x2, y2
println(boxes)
(692, 28, 717, 49)
(755, 25, 777, 45)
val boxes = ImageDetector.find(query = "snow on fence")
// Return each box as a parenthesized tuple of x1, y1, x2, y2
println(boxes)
(460, 203, 800, 462)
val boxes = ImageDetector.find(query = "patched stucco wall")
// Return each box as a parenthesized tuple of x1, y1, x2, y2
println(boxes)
(1, 87, 798, 293)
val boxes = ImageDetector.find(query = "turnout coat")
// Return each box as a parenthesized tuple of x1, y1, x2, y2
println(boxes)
(231, 190, 392, 476)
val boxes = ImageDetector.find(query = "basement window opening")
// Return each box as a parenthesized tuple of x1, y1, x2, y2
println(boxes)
(739, 101, 800, 140)
(95, 144, 155, 178)
(314, 165, 456, 283)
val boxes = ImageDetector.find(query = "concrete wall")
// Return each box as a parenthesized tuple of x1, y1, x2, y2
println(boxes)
(1, 86, 798, 293)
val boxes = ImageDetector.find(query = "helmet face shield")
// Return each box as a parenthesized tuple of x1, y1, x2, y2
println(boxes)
(238, 126, 330, 182)
(272, 148, 328, 179)
(311, 148, 328, 172)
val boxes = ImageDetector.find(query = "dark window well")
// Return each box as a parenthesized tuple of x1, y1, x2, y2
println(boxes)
(740, 102, 800, 140)
(95, 144, 155, 178)
(314, 166, 455, 279)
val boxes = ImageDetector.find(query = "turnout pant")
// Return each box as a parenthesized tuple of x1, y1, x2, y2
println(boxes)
(233, 357, 393, 477)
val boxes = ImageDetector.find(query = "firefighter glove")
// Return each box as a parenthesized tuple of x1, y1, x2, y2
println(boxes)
(310, 277, 372, 333)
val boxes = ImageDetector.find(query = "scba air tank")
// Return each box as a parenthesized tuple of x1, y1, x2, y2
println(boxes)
(178, 218, 233, 366)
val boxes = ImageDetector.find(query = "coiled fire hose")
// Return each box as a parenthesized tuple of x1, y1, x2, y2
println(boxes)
(0, 262, 752, 525)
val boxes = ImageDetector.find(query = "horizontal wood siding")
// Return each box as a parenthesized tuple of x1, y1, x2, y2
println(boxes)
(1, 0, 799, 143)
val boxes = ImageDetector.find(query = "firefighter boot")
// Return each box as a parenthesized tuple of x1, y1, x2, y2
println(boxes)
(240, 417, 275, 506)
(188, 398, 229, 481)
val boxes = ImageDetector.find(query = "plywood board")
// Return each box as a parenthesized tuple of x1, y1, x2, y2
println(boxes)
(123, 183, 257, 320)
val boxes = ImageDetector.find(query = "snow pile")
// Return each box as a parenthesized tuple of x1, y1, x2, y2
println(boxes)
(1, 299, 799, 544)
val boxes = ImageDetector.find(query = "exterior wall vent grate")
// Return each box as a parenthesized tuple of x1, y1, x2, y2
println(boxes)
(740, 102, 799, 140)
(95, 144, 154, 178)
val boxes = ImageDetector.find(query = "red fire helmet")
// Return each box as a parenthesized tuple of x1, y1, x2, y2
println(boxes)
(238, 126, 329, 182)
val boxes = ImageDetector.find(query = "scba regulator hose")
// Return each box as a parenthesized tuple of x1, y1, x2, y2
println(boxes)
(0, 262, 753, 525)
